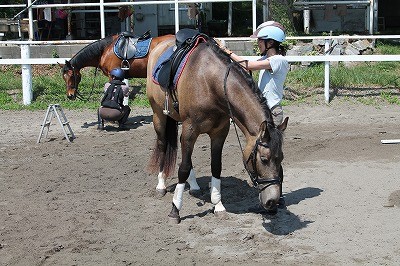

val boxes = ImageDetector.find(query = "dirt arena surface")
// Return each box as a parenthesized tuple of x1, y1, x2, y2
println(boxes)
(1, 101, 400, 265)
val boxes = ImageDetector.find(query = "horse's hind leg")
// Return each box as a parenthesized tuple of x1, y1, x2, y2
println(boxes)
(148, 114, 172, 197)
(168, 124, 198, 223)
(187, 164, 201, 196)
(179, 134, 201, 195)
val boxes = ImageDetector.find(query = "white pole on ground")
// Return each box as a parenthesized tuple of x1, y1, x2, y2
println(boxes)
(381, 139, 400, 144)
(324, 39, 330, 103)
(21, 44, 33, 105)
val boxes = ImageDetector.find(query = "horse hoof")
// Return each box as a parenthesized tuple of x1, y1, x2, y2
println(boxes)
(156, 189, 167, 197)
(214, 210, 228, 219)
(168, 214, 181, 224)
(189, 189, 202, 197)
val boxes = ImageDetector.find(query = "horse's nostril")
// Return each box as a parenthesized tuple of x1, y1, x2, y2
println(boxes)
(264, 199, 277, 210)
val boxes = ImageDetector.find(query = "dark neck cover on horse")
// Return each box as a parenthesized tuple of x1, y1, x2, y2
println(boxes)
(113, 31, 152, 60)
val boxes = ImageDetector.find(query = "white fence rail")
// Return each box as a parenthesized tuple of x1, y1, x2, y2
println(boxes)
(0, 35, 399, 104)
(1, 0, 258, 41)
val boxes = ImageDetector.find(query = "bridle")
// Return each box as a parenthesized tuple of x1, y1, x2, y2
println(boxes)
(223, 60, 281, 191)
(66, 63, 99, 101)
(245, 138, 281, 191)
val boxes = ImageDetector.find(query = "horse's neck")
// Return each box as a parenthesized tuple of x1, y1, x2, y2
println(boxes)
(226, 88, 267, 141)
(71, 54, 100, 69)
(71, 38, 113, 69)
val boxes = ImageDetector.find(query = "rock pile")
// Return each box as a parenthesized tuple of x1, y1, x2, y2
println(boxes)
(287, 37, 375, 67)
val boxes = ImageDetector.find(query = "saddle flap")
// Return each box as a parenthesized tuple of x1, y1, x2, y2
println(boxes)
(154, 33, 207, 89)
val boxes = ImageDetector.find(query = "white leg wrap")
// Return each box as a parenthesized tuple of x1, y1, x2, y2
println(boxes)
(187, 168, 200, 190)
(156, 172, 166, 190)
(210, 177, 225, 212)
(173, 183, 185, 210)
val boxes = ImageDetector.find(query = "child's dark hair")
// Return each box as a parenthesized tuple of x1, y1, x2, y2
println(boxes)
(274, 41, 286, 56)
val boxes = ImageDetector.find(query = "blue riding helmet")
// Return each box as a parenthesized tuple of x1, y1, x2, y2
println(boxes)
(110, 68, 124, 80)
(257, 25, 286, 43)
(250, 21, 284, 38)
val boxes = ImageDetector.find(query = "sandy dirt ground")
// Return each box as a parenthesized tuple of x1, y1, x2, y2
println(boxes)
(1, 101, 400, 266)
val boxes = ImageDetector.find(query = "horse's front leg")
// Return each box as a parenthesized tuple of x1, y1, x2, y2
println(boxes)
(209, 125, 230, 216)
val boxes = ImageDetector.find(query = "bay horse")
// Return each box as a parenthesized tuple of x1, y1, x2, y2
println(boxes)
(146, 35, 288, 223)
(61, 33, 174, 100)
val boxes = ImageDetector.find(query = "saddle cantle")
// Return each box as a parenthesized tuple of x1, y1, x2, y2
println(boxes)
(113, 30, 152, 69)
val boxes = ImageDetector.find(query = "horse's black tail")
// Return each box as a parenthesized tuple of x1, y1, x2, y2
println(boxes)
(147, 116, 178, 178)
(163, 116, 178, 177)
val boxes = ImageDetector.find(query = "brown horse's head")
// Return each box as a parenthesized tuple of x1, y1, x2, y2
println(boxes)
(244, 118, 288, 214)
(118, 6, 133, 22)
(60, 60, 82, 100)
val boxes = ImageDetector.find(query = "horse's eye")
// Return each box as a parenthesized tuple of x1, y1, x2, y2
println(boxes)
(260, 156, 269, 163)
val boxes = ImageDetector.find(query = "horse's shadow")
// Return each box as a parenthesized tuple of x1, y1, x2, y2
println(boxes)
(80, 114, 153, 131)
(169, 175, 322, 235)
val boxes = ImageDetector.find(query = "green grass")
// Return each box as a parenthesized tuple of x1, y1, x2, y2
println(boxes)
(0, 41, 399, 110)
(0, 66, 149, 110)
(283, 41, 400, 105)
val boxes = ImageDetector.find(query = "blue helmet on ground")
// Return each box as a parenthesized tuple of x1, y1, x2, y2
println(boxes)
(256, 24, 286, 43)
(110, 68, 124, 80)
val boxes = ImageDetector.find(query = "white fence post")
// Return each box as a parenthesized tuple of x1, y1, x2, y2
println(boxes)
(21, 44, 33, 105)
(324, 39, 330, 103)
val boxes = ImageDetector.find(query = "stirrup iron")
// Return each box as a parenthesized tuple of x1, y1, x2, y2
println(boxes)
(163, 90, 170, 115)
(121, 59, 130, 71)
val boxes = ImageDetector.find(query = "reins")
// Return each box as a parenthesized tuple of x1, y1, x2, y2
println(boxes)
(71, 64, 100, 102)
(223, 58, 281, 190)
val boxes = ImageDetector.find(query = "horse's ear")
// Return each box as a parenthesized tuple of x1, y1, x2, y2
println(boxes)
(277, 117, 289, 132)
(257, 121, 271, 141)
(65, 60, 72, 68)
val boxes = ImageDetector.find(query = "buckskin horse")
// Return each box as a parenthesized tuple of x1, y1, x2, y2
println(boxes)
(61, 32, 174, 100)
(146, 32, 288, 223)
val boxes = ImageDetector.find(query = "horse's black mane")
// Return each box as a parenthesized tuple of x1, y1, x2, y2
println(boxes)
(70, 35, 115, 69)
